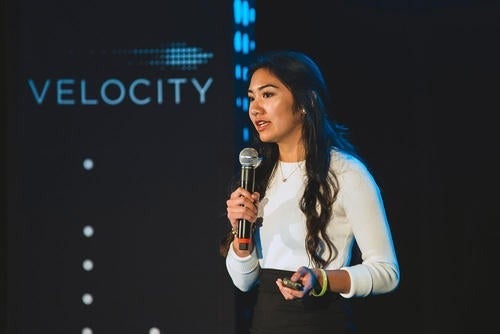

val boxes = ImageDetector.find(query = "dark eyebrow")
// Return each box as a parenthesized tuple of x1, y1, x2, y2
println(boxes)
(248, 83, 279, 94)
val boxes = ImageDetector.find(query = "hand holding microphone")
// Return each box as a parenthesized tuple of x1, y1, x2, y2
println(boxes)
(237, 147, 262, 250)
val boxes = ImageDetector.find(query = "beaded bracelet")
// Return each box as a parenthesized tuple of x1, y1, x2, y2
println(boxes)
(311, 268, 328, 297)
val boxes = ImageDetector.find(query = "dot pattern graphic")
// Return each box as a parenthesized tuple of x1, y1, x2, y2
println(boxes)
(69, 2, 255, 333)
(112, 42, 215, 71)
(233, 0, 256, 145)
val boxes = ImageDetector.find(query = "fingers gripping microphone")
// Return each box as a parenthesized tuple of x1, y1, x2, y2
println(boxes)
(237, 147, 262, 250)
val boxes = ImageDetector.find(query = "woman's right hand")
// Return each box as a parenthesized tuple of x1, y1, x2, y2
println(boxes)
(226, 187, 260, 231)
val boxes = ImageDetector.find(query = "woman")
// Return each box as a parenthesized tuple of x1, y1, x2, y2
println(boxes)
(220, 50, 399, 333)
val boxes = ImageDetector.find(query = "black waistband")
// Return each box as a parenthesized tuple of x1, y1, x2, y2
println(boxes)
(250, 269, 354, 333)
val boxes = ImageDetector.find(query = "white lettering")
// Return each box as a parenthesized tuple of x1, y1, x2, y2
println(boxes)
(81, 80, 98, 105)
(27, 77, 214, 107)
(57, 79, 75, 105)
(129, 79, 151, 105)
(101, 79, 126, 105)
(166, 78, 188, 104)
(191, 78, 213, 104)
(28, 79, 50, 104)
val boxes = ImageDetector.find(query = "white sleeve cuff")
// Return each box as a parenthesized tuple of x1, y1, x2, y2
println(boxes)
(225, 242, 260, 292)
(339, 264, 373, 298)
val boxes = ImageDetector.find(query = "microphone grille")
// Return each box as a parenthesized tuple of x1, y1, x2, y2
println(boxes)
(239, 147, 261, 167)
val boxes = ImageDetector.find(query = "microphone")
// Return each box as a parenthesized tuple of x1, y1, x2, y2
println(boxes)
(237, 147, 262, 250)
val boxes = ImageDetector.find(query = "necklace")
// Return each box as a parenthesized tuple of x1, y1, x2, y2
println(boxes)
(279, 161, 303, 182)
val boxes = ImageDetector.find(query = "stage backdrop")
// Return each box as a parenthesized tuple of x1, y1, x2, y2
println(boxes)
(5, 1, 257, 333)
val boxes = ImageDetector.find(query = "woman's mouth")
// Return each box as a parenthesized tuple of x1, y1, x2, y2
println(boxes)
(255, 120, 269, 131)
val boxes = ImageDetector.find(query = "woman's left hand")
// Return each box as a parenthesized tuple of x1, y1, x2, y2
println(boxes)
(275, 266, 319, 300)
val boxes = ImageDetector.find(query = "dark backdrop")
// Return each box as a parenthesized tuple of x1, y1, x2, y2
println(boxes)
(252, 1, 497, 333)
(2, 0, 237, 333)
(2, 1, 499, 334)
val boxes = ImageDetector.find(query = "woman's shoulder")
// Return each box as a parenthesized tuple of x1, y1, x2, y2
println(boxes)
(331, 148, 363, 168)
(330, 149, 373, 179)
(329, 148, 382, 198)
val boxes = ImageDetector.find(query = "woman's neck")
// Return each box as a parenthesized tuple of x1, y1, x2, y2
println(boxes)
(278, 143, 305, 162)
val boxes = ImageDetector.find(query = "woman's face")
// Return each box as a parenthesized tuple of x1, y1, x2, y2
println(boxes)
(247, 68, 304, 147)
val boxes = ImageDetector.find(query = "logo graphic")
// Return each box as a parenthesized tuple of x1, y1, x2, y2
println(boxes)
(111, 42, 215, 71)
(27, 42, 215, 107)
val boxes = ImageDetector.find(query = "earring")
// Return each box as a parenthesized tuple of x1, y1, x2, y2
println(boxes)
(301, 109, 307, 115)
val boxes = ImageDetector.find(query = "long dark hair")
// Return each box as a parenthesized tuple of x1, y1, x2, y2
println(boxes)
(220, 51, 358, 268)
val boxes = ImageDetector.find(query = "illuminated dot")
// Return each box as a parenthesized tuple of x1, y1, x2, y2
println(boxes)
(234, 0, 242, 24)
(149, 328, 160, 334)
(235, 64, 241, 79)
(243, 127, 250, 142)
(242, 97, 249, 110)
(82, 293, 93, 305)
(82, 259, 94, 271)
(83, 225, 94, 238)
(242, 0, 250, 26)
(233, 31, 242, 52)
(242, 66, 249, 81)
(242, 33, 249, 54)
(249, 7, 256, 23)
(83, 158, 94, 170)
(82, 328, 93, 334)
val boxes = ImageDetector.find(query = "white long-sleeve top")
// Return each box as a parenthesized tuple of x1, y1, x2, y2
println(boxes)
(226, 149, 400, 298)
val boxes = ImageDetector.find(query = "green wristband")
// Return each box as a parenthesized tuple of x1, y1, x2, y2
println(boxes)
(311, 268, 328, 297)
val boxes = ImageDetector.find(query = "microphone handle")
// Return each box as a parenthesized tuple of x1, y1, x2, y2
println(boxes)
(237, 166, 256, 250)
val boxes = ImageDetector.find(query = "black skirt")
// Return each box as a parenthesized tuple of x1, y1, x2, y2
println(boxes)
(249, 268, 356, 334)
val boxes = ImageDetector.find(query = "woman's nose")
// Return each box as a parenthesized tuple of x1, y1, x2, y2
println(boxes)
(250, 107, 261, 117)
